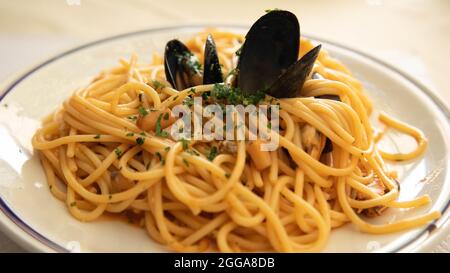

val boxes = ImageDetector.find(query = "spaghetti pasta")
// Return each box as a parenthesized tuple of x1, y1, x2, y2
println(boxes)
(32, 30, 440, 252)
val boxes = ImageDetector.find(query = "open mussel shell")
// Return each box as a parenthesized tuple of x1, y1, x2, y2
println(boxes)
(237, 10, 300, 96)
(164, 39, 202, 90)
(203, 34, 223, 84)
(267, 44, 321, 98)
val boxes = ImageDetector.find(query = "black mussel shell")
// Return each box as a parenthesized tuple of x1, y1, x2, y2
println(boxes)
(267, 45, 321, 98)
(164, 39, 202, 90)
(203, 34, 223, 84)
(237, 10, 300, 96)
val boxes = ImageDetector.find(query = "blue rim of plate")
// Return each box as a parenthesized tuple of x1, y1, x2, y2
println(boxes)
(0, 25, 449, 253)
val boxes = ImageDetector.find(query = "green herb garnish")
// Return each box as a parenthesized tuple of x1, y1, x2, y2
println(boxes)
(155, 152, 162, 161)
(94, 134, 101, 139)
(152, 80, 165, 90)
(136, 137, 145, 145)
(183, 97, 194, 107)
(182, 158, 189, 166)
(211, 83, 266, 106)
(115, 148, 123, 158)
(155, 113, 169, 137)
(265, 8, 280, 13)
(138, 106, 148, 117)
(155, 152, 165, 165)
(235, 46, 242, 57)
(180, 138, 189, 150)
(186, 149, 200, 156)
(207, 146, 218, 161)
(202, 91, 211, 101)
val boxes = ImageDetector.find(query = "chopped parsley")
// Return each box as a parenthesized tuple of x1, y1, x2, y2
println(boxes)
(265, 8, 281, 13)
(163, 112, 169, 120)
(155, 113, 169, 137)
(202, 91, 211, 100)
(164, 146, 171, 152)
(225, 173, 231, 178)
(180, 138, 189, 150)
(94, 134, 101, 139)
(114, 148, 123, 158)
(211, 84, 266, 106)
(189, 88, 196, 94)
(152, 80, 165, 90)
(173, 95, 179, 101)
(138, 106, 148, 117)
(126, 132, 134, 137)
(207, 146, 218, 161)
(70, 202, 77, 207)
(183, 96, 194, 107)
(235, 46, 242, 57)
(155, 152, 165, 165)
(182, 158, 189, 166)
(186, 149, 200, 156)
(136, 137, 145, 145)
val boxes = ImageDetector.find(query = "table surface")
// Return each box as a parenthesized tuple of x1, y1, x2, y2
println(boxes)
(0, 0, 449, 252)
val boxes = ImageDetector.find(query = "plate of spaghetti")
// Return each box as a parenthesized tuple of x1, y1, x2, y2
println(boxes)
(0, 10, 449, 253)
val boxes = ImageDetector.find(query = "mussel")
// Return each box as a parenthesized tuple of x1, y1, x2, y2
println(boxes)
(164, 34, 223, 90)
(164, 10, 322, 99)
(203, 34, 223, 84)
(236, 10, 322, 98)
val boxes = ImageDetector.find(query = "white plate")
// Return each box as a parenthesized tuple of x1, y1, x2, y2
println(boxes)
(0, 26, 449, 253)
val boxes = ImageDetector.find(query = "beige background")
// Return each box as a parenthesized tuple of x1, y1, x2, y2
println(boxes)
(0, 0, 448, 252)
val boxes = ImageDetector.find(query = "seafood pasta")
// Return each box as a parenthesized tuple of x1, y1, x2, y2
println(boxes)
(32, 10, 440, 252)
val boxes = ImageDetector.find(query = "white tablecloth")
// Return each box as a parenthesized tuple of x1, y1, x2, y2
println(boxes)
(0, 0, 449, 252)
